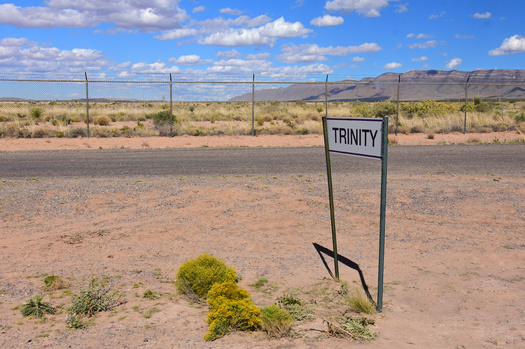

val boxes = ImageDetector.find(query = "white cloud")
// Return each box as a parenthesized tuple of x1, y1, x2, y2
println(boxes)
(205, 57, 332, 78)
(216, 49, 243, 59)
(0, 37, 109, 73)
(245, 52, 271, 60)
(325, 0, 392, 17)
(310, 15, 344, 27)
(489, 35, 525, 56)
(473, 12, 491, 19)
(395, 3, 408, 13)
(277, 43, 381, 63)
(383, 62, 402, 69)
(292, 0, 305, 9)
(196, 15, 272, 34)
(429, 11, 446, 19)
(208, 58, 273, 74)
(409, 40, 438, 49)
(154, 28, 197, 41)
(455, 34, 475, 39)
(352, 56, 365, 62)
(168, 55, 212, 65)
(0, 1, 189, 31)
(130, 60, 180, 74)
(407, 33, 434, 39)
(199, 17, 312, 47)
(193, 6, 205, 13)
(445, 58, 462, 69)
(412, 56, 428, 62)
(220, 8, 245, 16)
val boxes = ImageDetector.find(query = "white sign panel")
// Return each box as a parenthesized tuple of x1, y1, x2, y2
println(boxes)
(326, 117, 383, 159)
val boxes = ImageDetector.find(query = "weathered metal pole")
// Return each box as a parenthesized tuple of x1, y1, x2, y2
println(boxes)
(322, 116, 339, 280)
(325, 74, 328, 118)
(464, 75, 470, 134)
(84, 72, 90, 138)
(170, 73, 173, 138)
(377, 117, 389, 312)
(252, 74, 255, 136)
(395, 75, 400, 136)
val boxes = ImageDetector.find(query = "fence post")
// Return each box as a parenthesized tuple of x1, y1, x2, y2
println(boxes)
(395, 74, 400, 135)
(252, 74, 255, 136)
(84, 72, 90, 138)
(464, 75, 470, 134)
(325, 75, 329, 118)
(170, 73, 173, 138)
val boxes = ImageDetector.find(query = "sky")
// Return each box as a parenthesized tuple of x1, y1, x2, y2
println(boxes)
(0, 0, 524, 98)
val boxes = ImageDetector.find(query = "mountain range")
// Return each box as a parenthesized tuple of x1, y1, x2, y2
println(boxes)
(230, 69, 525, 102)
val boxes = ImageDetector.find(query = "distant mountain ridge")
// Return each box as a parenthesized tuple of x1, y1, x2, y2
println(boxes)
(230, 69, 525, 102)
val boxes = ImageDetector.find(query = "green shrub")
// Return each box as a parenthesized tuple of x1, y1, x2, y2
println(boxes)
(21, 295, 56, 318)
(373, 102, 397, 118)
(473, 97, 492, 113)
(175, 253, 237, 300)
(51, 119, 64, 126)
(65, 312, 84, 329)
(205, 281, 261, 341)
(30, 107, 43, 121)
(250, 277, 268, 288)
(43, 275, 68, 290)
(276, 293, 307, 321)
(69, 275, 121, 317)
(403, 100, 459, 117)
(148, 110, 174, 127)
(341, 316, 377, 341)
(143, 289, 161, 300)
(260, 305, 294, 338)
(514, 112, 525, 123)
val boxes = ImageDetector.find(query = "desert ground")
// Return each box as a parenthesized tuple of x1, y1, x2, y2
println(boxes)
(0, 131, 523, 151)
(0, 132, 524, 348)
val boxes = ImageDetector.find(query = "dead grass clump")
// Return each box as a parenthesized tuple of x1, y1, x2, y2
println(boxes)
(473, 126, 494, 133)
(94, 116, 111, 126)
(517, 122, 525, 134)
(346, 290, 376, 315)
(410, 125, 425, 133)
(397, 126, 410, 135)
(31, 127, 52, 138)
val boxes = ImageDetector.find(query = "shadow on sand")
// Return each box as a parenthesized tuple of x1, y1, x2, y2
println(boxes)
(313, 242, 374, 303)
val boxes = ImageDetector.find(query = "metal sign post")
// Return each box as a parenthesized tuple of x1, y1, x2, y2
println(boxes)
(322, 116, 389, 312)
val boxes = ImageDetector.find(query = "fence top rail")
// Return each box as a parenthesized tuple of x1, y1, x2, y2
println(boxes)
(0, 78, 524, 87)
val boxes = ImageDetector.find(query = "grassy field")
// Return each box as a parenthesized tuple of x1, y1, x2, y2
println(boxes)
(0, 99, 524, 138)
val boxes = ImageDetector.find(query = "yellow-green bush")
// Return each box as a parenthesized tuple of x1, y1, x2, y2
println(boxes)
(260, 304, 294, 338)
(175, 253, 237, 299)
(205, 281, 261, 341)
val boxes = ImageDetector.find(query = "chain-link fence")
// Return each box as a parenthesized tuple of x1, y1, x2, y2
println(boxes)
(1, 73, 524, 138)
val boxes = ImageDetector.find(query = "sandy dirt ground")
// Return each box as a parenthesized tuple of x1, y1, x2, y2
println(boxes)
(0, 133, 524, 348)
(0, 131, 523, 150)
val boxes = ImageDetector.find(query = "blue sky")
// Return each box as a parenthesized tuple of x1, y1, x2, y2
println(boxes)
(0, 0, 524, 82)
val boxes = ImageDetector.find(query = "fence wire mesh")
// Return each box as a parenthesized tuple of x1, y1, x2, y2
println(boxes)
(0, 74, 524, 138)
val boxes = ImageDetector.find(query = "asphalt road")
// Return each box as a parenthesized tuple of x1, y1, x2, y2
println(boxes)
(0, 144, 523, 179)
